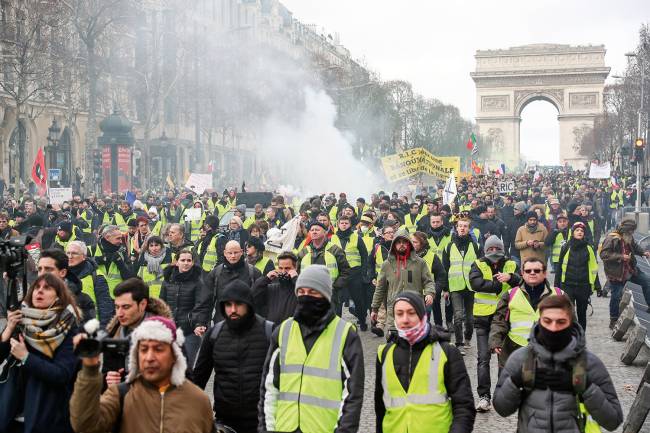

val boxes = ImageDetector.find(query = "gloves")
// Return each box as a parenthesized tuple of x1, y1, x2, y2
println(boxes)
(534, 367, 573, 392)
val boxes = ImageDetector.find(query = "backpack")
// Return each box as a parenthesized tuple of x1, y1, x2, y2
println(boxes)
(521, 349, 589, 432)
(113, 381, 131, 433)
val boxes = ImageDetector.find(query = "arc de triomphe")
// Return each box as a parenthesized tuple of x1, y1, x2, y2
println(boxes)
(471, 44, 610, 169)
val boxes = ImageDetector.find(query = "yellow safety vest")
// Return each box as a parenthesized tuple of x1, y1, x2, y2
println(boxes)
(200, 235, 220, 273)
(275, 317, 351, 433)
(507, 286, 561, 347)
(330, 232, 362, 268)
(473, 259, 517, 316)
(328, 206, 339, 225)
(300, 243, 340, 282)
(551, 231, 568, 264)
(561, 246, 598, 290)
(378, 342, 452, 433)
(113, 213, 135, 233)
(55, 230, 77, 250)
(447, 243, 477, 292)
(79, 274, 98, 318)
(404, 214, 421, 233)
(93, 246, 124, 298)
(137, 263, 168, 298)
(609, 191, 623, 209)
(79, 210, 93, 234)
(428, 235, 451, 259)
(150, 221, 162, 236)
(374, 244, 386, 276)
(255, 256, 273, 274)
(580, 402, 603, 433)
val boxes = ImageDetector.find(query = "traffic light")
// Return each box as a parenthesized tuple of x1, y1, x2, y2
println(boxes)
(92, 149, 102, 178)
(634, 138, 645, 163)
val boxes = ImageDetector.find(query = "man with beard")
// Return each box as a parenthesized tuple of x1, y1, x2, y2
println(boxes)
(367, 222, 396, 337)
(469, 236, 521, 412)
(193, 280, 272, 433)
(258, 265, 364, 433)
(92, 225, 135, 297)
(600, 218, 650, 327)
(243, 203, 266, 229)
(195, 240, 262, 330)
(252, 251, 299, 323)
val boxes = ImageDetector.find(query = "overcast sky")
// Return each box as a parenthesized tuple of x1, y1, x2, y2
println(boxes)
(282, 0, 647, 164)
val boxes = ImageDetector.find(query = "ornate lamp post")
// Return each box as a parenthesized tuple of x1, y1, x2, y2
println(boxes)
(46, 119, 62, 186)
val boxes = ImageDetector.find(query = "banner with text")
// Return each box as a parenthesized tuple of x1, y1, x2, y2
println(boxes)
(381, 148, 461, 182)
(588, 162, 611, 179)
(48, 187, 73, 205)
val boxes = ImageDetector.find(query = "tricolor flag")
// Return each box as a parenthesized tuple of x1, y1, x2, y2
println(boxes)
(495, 163, 506, 176)
(31, 147, 47, 196)
(466, 133, 478, 155)
(471, 160, 482, 174)
(610, 176, 619, 188)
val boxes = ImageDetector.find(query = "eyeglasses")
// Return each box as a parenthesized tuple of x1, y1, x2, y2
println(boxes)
(523, 268, 543, 274)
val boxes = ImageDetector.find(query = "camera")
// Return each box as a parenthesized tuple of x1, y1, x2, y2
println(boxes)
(0, 235, 31, 312)
(75, 319, 130, 370)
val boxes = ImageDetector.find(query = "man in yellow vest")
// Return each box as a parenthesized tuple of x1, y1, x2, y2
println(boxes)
(442, 217, 481, 355)
(493, 294, 623, 433)
(246, 236, 275, 275)
(375, 292, 475, 433)
(93, 225, 136, 297)
(403, 202, 422, 233)
(296, 222, 350, 316)
(468, 235, 522, 413)
(258, 265, 364, 433)
(330, 215, 368, 330)
(489, 258, 561, 371)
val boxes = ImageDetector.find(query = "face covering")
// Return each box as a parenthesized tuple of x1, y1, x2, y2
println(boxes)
(396, 317, 429, 346)
(536, 324, 573, 352)
(360, 226, 369, 233)
(485, 250, 505, 264)
(294, 295, 331, 326)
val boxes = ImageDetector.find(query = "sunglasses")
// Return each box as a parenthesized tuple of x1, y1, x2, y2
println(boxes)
(523, 268, 544, 274)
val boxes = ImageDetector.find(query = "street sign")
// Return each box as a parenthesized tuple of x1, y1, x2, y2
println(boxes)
(48, 168, 62, 181)
(497, 180, 515, 194)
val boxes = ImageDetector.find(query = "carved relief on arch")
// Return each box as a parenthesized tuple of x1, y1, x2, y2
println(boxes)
(514, 88, 564, 114)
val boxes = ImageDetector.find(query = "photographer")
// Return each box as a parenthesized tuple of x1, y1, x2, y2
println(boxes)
(252, 251, 298, 323)
(103, 278, 172, 386)
(70, 316, 214, 433)
(0, 273, 81, 433)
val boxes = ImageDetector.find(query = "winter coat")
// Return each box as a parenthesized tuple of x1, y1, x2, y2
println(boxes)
(196, 258, 262, 324)
(252, 274, 298, 324)
(374, 328, 475, 433)
(258, 310, 364, 433)
(371, 229, 435, 330)
(69, 259, 114, 328)
(600, 230, 645, 282)
(193, 313, 271, 433)
(469, 257, 522, 296)
(0, 326, 79, 433)
(69, 366, 214, 433)
(160, 265, 205, 334)
(296, 240, 351, 291)
(556, 239, 598, 293)
(514, 222, 548, 263)
(493, 324, 623, 433)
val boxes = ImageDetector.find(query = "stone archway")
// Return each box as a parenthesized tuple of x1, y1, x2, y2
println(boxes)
(471, 44, 610, 169)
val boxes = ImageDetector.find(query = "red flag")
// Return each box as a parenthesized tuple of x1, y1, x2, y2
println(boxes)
(31, 147, 47, 195)
(466, 137, 473, 150)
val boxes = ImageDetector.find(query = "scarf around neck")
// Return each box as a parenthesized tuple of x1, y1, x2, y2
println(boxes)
(21, 304, 77, 358)
(145, 246, 168, 275)
(397, 317, 429, 345)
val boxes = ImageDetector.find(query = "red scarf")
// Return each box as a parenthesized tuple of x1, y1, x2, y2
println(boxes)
(395, 243, 411, 277)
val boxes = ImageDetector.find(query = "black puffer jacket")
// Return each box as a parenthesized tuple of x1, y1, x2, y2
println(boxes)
(160, 265, 204, 334)
(252, 274, 298, 324)
(556, 239, 596, 292)
(374, 328, 475, 433)
(192, 281, 271, 433)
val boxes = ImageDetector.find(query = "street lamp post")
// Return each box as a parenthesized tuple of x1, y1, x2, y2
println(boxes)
(626, 52, 645, 215)
(46, 118, 61, 186)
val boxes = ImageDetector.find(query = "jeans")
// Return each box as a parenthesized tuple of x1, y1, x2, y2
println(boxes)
(474, 315, 493, 398)
(450, 290, 474, 345)
(431, 286, 453, 327)
(609, 267, 650, 319)
(184, 332, 202, 368)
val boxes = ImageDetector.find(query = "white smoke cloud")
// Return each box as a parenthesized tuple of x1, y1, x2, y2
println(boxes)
(259, 87, 385, 199)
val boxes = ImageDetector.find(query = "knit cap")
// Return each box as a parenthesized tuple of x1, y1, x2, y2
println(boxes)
(484, 235, 504, 252)
(295, 265, 332, 302)
(392, 292, 425, 319)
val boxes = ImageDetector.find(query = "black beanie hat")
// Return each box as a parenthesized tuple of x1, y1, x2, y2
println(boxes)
(219, 280, 254, 316)
(204, 215, 219, 231)
(247, 236, 265, 252)
(392, 291, 426, 319)
(525, 211, 538, 221)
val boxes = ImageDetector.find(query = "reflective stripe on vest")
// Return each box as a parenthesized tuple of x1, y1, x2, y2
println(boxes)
(473, 259, 517, 317)
(275, 317, 351, 433)
(330, 232, 361, 268)
(507, 287, 561, 346)
(561, 246, 598, 290)
(448, 242, 477, 292)
(138, 263, 168, 298)
(552, 232, 568, 264)
(301, 244, 339, 281)
(93, 247, 123, 298)
(380, 342, 452, 433)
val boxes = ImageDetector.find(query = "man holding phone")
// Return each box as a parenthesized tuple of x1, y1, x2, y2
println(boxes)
(252, 251, 299, 323)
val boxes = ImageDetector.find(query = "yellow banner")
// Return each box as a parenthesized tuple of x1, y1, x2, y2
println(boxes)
(381, 148, 461, 182)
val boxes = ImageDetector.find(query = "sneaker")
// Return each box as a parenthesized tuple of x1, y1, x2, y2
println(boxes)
(476, 396, 491, 412)
(609, 318, 617, 330)
(456, 345, 466, 356)
(359, 322, 368, 332)
(371, 325, 384, 337)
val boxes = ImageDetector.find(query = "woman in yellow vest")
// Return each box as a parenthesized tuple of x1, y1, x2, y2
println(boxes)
(375, 292, 475, 433)
(493, 294, 623, 433)
(134, 235, 172, 298)
(556, 221, 600, 332)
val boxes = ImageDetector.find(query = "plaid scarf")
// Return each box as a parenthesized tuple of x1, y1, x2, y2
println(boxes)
(20, 304, 77, 358)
